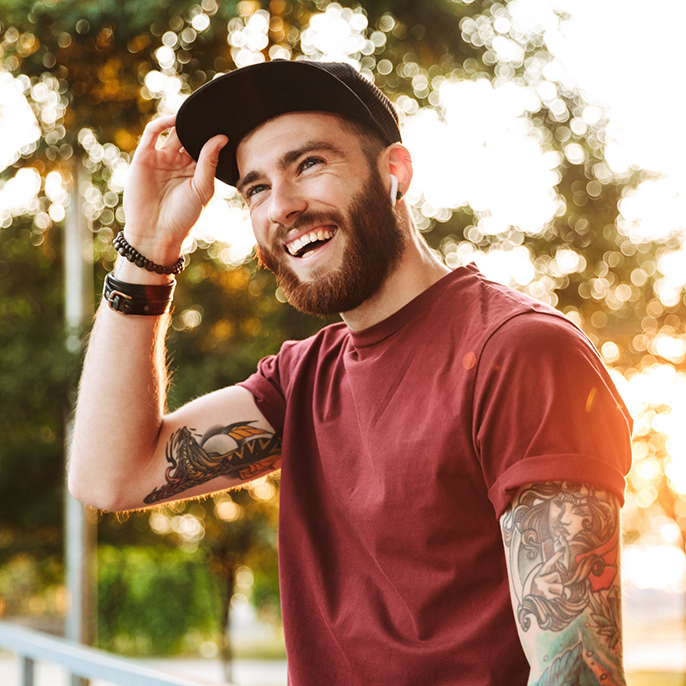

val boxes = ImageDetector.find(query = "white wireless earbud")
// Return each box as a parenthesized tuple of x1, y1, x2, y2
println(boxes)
(389, 174, 399, 206)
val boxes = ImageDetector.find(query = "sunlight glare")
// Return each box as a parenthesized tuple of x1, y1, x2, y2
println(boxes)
(618, 177, 686, 244)
(0, 72, 41, 172)
(403, 79, 559, 235)
(624, 544, 686, 592)
(189, 182, 255, 266)
(470, 246, 535, 288)
(658, 249, 686, 288)
(300, 3, 368, 64)
(547, 0, 686, 177)
(0, 167, 41, 219)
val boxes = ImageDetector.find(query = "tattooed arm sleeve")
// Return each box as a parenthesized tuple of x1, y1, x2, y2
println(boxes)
(143, 419, 281, 505)
(500, 481, 626, 686)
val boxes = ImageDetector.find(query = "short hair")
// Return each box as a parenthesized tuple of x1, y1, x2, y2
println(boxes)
(339, 115, 388, 167)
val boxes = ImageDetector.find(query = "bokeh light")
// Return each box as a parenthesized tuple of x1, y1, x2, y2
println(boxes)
(0, 73, 40, 171)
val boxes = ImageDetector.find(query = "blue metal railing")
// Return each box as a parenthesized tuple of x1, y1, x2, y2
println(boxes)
(0, 622, 220, 686)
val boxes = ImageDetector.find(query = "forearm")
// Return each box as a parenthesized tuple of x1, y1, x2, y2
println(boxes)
(517, 577, 625, 685)
(68, 255, 175, 510)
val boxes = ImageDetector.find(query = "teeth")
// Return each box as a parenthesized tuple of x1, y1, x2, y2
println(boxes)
(286, 228, 333, 256)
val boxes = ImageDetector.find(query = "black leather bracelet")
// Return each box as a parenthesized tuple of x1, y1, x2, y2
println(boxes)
(103, 272, 176, 315)
(114, 231, 186, 275)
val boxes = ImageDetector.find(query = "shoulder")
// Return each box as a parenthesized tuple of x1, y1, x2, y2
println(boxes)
(475, 309, 610, 403)
(483, 310, 593, 360)
(435, 265, 571, 343)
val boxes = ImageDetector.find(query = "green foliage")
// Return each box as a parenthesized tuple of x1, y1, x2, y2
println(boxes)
(1, 0, 227, 39)
(0, 219, 73, 566)
(98, 545, 220, 655)
(0, 552, 64, 617)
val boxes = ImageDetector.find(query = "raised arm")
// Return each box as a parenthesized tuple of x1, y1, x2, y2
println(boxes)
(68, 117, 281, 512)
(500, 481, 626, 686)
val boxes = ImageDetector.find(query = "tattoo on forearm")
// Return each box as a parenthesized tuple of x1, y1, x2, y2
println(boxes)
(502, 482, 625, 686)
(144, 422, 282, 504)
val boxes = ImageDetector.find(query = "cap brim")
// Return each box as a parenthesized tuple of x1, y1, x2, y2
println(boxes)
(176, 61, 381, 187)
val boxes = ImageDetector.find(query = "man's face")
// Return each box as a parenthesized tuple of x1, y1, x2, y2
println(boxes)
(235, 112, 407, 316)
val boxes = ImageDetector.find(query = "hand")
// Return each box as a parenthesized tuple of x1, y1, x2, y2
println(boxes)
(122, 114, 228, 262)
(531, 549, 566, 600)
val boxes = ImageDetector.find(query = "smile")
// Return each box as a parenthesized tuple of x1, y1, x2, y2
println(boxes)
(285, 228, 336, 258)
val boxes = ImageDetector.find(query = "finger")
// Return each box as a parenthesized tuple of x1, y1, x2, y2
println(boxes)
(192, 134, 229, 204)
(540, 549, 564, 573)
(160, 126, 182, 150)
(137, 115, 178, 152)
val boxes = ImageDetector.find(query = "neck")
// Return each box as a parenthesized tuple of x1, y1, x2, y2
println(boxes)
(340, 221, 450, 332)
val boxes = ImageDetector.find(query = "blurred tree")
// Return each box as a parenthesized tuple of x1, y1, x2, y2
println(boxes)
(97, 544, 219, 655)
(1, 0, 685, 664)
(0, 218, 71, 620)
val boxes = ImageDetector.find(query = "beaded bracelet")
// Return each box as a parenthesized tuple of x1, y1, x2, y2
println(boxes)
(113, 231, 186, 275)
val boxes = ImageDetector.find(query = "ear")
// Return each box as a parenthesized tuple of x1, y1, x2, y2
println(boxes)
(381, 144, 413, 204)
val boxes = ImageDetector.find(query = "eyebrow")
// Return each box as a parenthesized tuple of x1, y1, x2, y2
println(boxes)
(236, 141, 346, 195)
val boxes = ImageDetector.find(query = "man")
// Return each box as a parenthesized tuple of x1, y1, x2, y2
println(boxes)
(69, 60, 633, 685)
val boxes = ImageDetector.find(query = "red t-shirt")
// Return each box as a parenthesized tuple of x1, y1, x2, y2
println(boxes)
(239, 265, 632, 685)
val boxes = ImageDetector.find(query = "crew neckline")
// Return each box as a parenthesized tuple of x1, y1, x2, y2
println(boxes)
(348, 264, 477, 349)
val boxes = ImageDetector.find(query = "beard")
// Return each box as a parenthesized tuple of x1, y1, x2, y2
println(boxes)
(255, 167, 408, 317)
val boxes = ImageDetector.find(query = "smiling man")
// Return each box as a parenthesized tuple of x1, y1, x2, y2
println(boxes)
(69, 60, 633, 685)
(237, 111, 410, 318)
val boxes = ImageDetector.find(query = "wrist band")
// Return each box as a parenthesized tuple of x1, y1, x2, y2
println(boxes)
(103, 272, 176, 315)
(114, 231, 186, 275)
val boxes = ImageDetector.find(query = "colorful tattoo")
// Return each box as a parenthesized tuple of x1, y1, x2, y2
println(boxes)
(531, 641, 623, 686)
(501, 482, 625, 685)
(144, 422, 282, 504)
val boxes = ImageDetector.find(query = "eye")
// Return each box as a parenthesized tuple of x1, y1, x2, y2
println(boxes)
(299, 156, 324, 172)
(245, 184, 268, 200)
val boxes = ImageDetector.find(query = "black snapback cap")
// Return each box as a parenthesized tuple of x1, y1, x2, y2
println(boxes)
(175, 59, 402, 187)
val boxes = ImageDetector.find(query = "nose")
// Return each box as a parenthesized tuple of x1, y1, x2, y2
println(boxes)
(267, 179, 307, 227)
(560, 504, 573, 524)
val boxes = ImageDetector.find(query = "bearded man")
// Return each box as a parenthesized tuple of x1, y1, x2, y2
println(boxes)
(69, 60, 632, 686)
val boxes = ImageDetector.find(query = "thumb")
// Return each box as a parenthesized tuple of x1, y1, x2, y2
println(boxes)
(192, 134, 229, 205)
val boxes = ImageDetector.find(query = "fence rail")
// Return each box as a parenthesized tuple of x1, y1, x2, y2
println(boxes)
(0, 622, 212, 686)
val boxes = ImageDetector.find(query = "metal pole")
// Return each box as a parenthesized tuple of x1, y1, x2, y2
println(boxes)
(20, 656, 35, 686)
(64, 158, 96, 686)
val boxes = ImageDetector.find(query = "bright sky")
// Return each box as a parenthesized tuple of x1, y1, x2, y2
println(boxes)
(549, 0, 686, 178)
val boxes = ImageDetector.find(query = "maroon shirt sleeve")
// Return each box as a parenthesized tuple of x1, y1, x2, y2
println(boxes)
(472, 312, 633, 519)
(238, 353, 287, 436)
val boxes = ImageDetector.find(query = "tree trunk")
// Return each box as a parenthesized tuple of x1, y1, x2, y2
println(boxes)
(219, 562, 235, 684)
